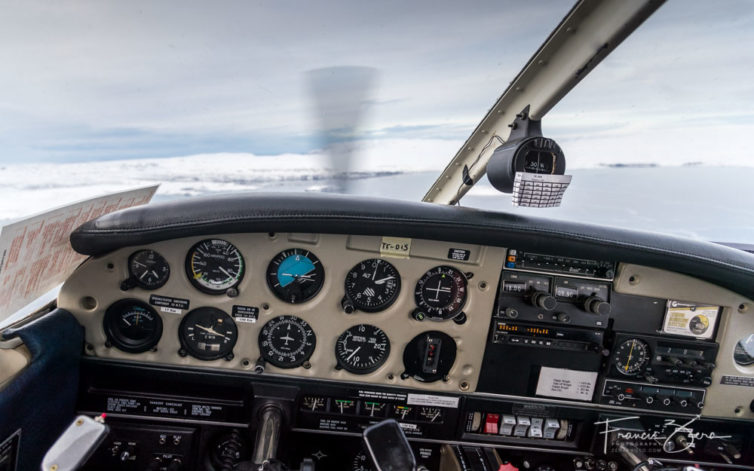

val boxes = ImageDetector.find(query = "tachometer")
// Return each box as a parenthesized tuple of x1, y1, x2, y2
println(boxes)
(103, 299, 163, 353)
(613, 338, 650, 376)
(414, 266, 467, 320)
(266, 249, 325, 304)
(343, 258, 401, 313)
(259, 315, 316, 368)
(335, 324, 390, 374)
(185, 239, 245, 295)
(179, 307, 238, 361)
(126, 249, 170, 290)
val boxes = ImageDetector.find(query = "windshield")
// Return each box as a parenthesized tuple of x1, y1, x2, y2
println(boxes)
(0, 1, 752, 243)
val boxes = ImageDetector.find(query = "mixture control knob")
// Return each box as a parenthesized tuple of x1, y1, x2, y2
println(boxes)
(584, 296, 611, 315)
(504, 307, 519, 319)
(532, 292, 557, 311)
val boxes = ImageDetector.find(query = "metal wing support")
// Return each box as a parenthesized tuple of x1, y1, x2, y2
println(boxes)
(422, 0, 665, 205)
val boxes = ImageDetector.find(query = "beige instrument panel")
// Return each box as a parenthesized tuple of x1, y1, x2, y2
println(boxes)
(58, 232, 754, 420)
(59, 233, 505, 394)
(614, 264, 754, 420)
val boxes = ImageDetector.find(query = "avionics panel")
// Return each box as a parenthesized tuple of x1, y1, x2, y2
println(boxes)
(497, 250, 615, 329)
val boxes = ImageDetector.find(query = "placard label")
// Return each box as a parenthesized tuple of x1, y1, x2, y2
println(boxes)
(232, 305, 259, 323)
(663, 300, 719, 339)
(406, 393, 459, 408)
(149, 295, 190, 313)
(447, 248, 471, 261)
(535, 366, 598, 401)
(380, 237, 411, 259)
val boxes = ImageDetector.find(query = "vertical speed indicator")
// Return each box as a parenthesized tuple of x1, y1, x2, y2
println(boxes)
(335, 324, 390, 374)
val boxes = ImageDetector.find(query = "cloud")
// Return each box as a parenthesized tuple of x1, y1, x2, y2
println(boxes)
(0, 0, 752, 171)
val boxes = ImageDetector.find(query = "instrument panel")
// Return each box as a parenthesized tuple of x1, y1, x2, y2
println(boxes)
(59, 232, 754, 422)
(60, 233, 504, 393)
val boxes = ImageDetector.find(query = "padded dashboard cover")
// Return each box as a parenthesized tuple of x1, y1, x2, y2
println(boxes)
(70, 192, 754, 300)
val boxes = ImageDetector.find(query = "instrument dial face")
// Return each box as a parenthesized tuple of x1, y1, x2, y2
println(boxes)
(128, 250, 170, 290)
(614, 338, 650, 376)
(266, 249, 325, 304)
(103, 299, 163, 353)
(335, 324, 390, 374)
(414, 266, 467, 320)
(301, 396, 327, 412)
(345, 258, 401, 312)
(352, 449, 375, 471)
(185, 239, 245, 294)
(418, 406, 443, 423)
(179, 307, 238, 361)
(259, 315, 316, 368)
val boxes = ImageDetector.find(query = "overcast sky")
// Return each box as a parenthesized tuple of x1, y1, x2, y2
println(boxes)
(0, 0, 752, 167)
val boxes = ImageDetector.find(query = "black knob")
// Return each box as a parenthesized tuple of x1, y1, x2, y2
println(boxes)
(532, 292, 557, 311)
(584, 296, 611, 315)
(167, 459, 183, 471)
(557, 312, 571, 323)
(341, 296, 355, 314)
(504, 307, 519, 319)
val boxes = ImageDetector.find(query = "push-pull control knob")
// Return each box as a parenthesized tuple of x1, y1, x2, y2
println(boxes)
(584, 296, 611, 315)
(531, 292, 557, 311)
(341, 296, 355, 314)
(503, 307, 519, 319)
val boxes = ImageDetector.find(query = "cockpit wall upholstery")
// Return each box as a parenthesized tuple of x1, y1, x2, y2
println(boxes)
(0, 310, 83, 471)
